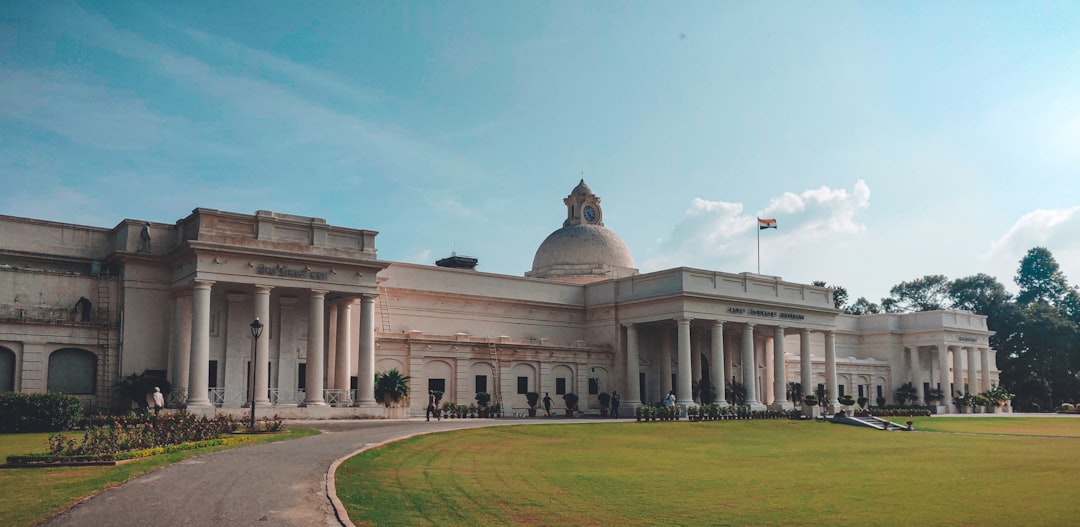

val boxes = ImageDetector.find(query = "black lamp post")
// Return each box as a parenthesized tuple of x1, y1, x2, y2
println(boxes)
(249, 317, 264, 430)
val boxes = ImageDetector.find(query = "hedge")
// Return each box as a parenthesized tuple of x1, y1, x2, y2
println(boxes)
(0, 392, 83, 433)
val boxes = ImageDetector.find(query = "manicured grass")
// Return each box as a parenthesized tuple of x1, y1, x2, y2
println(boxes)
(0, 427, 318, 527)
(909, 416, 1080, 437)
(338, 419, 1080, 527)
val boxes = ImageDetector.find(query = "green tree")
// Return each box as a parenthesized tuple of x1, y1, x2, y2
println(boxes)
(1016, 247, 1070, 306)
(881, 274, 952, 313)
(949, 273, 1012, 317)
(845, 297, 881, 315)
(812, 281, 848, 310)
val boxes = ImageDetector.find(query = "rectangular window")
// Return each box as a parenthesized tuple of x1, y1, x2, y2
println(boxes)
(517, 376, 528, 394)
(588, 378, 599, 395)
(475, 375, 487, 394)
(876, 385, 883, 399)
(857, 385, 865, 398)
(350, 376, 358, 391)
(298, 363, 306, 390)
(208, 360, 218, 388)
(639, 372, 647, 404)
(839, 384, 846, 397)
(428, 378, 446, 396)
(923, 382, 931, 400)
(556, 378, 567, 395)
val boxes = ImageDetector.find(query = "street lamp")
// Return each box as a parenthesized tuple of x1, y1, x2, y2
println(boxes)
(249, 317, 264, 430)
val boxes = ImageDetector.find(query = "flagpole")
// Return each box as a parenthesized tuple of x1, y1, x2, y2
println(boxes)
(757, 218, 761, 274)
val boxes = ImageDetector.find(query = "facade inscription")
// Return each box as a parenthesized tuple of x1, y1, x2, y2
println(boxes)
(255, 264, 329, 281)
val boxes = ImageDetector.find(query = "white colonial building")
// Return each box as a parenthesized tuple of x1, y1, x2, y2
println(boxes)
(0, 181, 1002, 417)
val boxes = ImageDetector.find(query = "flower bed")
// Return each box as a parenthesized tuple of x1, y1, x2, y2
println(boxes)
(5, 437, 245, 466)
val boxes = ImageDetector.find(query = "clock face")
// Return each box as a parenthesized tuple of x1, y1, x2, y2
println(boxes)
(583, 205, 597, 223)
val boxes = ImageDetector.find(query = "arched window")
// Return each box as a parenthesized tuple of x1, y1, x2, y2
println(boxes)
(0, 347, 14, 392)
(47, 348, 97, 394)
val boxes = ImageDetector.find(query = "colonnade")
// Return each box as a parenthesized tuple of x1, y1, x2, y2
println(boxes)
(913, 344, 994, 407)
(177, 280, 378, 409)
(624, 320, 838, 412)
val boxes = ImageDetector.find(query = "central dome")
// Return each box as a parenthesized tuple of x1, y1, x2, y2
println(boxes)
(525, 180, 638, 283)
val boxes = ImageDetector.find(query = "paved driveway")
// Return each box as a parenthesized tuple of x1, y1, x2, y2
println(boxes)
(42, 417, 566, 527)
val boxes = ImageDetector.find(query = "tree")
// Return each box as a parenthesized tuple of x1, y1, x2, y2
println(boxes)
(812, 281, 848, 310)
(1016, 247, 1070, 307)
(845, 297, 881, 315)
(374, 369, 411, 407)
(881, 274, 952, 313)
(949, 273, 1012, 317)
(997, 302, 1080, 411)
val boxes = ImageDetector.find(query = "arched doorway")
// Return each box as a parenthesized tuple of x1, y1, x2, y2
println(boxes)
(0, 347, 15, 392)
(47, 348, 97, 394)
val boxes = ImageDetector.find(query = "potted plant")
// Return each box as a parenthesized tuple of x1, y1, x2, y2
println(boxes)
(598, 392, 611, 417)
(875, 396, 886, 408)
(802, 394, 820, 418)
(374, 369, 411, 408)
(475, 392, 491, 417)
(895, 382, 918, 406)
(925, 387, 944, 406)
(838, 394, 856, 414)
(856, 396, 868, 409)
(563, 393, 579, 417)
(526, 392, 540, 417)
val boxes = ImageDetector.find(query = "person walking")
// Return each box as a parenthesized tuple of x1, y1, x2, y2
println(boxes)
(611, 390, 621, 418)
(426, 391, 440, 421)
(542, 392, 553, 417)
(152, 387, 165, 415)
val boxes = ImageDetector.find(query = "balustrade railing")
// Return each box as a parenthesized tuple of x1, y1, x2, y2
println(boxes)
(325, 389, 352, 407)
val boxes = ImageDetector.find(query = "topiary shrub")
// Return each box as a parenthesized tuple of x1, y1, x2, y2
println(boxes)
(0, 392, 83, 433)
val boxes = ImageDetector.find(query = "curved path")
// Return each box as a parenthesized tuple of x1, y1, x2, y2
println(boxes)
(43, 417, 565, 527)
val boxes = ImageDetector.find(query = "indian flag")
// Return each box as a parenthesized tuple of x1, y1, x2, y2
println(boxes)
(758, 218, 777, 230)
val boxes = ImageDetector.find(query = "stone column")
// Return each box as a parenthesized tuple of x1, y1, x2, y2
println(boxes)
(825, 331, 839, 411)
(660, 327, 673, 397)
(625, 324, 641, 407)
(938, 345, 952, 410)
(691, 331, 702, 399)
(171, 289, 192, 404)
(304, 290, 328, 407)
(325, 303, 338, 389)
(770, 326, 792, 410)
(763, 336, 773, 405)
(676, 317, 694, 407)
(254, 285, 272, 407)
(186, 280, 214, 408)
(711, 321, 727, 406)
(742, 323, 764, 410)
(800, 329, 812, 398)
(981, 348, 991, 392)
(966, 346, 977, 393)
(959, 347, 967, 397)
(356, 294, 377, 406)
(335, 299, 353, 402)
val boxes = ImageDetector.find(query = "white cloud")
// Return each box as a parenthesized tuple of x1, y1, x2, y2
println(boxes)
(981, 205, 1080, 288)
(642, 180, 871, 273)
(0, 67, 163, 151)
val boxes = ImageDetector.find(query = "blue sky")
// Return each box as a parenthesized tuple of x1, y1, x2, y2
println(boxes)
(3, 1, 1080, 304)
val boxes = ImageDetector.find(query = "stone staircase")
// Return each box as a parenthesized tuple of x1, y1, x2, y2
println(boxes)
(830, 413, 910, 431)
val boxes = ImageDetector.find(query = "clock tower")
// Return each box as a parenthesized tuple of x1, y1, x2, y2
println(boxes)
(527, 179, 637, 283)
(563, 179, 603, 227)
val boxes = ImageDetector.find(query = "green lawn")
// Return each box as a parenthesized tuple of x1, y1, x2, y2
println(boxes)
(0, 427, 318, 527)
(338, 419, 1080, 527)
